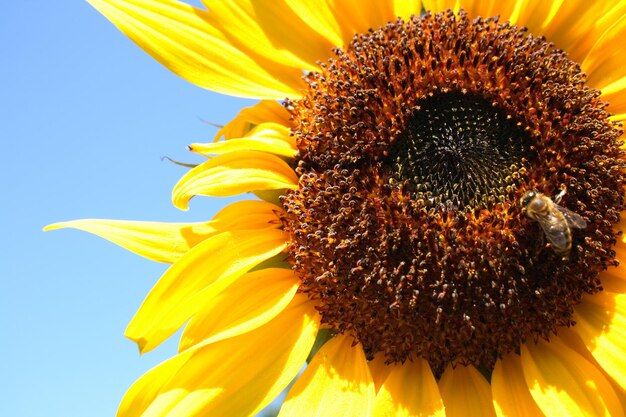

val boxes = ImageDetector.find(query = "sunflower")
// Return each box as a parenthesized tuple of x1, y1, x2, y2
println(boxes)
(47, 0, 626, 416)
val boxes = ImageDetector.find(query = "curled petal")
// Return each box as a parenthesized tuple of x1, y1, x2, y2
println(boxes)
(172, 150, 298, 210)
(214, 100, 291, 141)
(190, 123, 295, 158)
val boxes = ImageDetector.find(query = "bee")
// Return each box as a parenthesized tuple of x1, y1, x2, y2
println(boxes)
(520, 189, 587, 258)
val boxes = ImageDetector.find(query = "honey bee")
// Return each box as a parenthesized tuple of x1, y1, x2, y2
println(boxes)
(520, 189, 587, 257)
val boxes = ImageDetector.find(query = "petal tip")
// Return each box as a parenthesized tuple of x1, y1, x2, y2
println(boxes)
(127, 335, 149, 355)
(85, 0, 107, 13)
(172, 194, 191, 211)
(174, 201, 190, 212)
(43, 222, 68, 232)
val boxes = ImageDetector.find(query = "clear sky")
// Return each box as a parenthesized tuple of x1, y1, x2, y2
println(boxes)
(2, 2, 267, 416)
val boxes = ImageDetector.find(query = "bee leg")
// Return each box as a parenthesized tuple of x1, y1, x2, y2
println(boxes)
(554, 186, 567, 204)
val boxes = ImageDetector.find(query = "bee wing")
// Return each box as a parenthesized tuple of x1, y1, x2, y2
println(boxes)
(556, 205, 587, 229)
(535, 212, 570, 250)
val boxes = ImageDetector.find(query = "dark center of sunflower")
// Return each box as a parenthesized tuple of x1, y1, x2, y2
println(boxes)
(281, 10, 625, 375)
(384, 91, 527, 209)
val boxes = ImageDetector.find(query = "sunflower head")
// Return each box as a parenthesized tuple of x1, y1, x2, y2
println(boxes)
(56, 1, 626, 416)
(281, 10, 625, 373)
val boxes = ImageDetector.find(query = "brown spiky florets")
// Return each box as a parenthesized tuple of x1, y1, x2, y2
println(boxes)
(281, 11, 625, 374)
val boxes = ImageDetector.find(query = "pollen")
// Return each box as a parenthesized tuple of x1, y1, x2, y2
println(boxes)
(281, 10, 626, 374)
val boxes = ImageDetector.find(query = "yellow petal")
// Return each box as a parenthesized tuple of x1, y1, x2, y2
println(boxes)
(600, 262, 626, 294)
(214, 100, 291, 141)
(278, 334, 375, 417)
(393, 0, 422, 21)
(372, 359, 445, 417)
(458, 0, 519, 22)
(172, 150, 298, 210)
(604, 81, 626, 122)
(439, 364, 497, 417)
(87, 0, 304, 99)
(190, 123, 296, 158)
(543, 1, 626, 64)
(283, 0, 345, 47)
(44, 218, 206, 264)
(253, 188, 287, 206)
(117, 347, 192, 417)
(582, 12, 626, 83)
(179, 267, 299, 351)
(285, 0, 400, 51)
(610, 112, 626, 123)
(421, 0, 460, 14)
(507, 1, 563, 35)
(521, 337, 624, 417)
(574, 291, 626, 391)
(333, 0, 396, 40)
(247, 122, 296, 148)
(492, 354, 546, 417)
(505, 1, 626, 81)
(125, 229, 288, 353)
(423, 0, 529, 26)
(582, 13, 626, 118)
(619, 219, 626, 240)
(118, 294, 320, 417)
(189, 138, 294, 158)
(616, 242, 626, 267)
(201, 0, 334, 70)
(210, 199, 283, 226)
(556, 326, 604, 366)
(43, 200, 281, 263)
(428, 1, 560, 39)
(555, 327, 626, 410)
(368, 354, 393, 393)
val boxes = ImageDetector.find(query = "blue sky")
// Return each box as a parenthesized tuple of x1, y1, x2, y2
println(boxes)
(1, 2, 266, 416)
